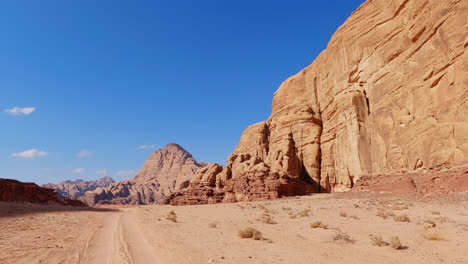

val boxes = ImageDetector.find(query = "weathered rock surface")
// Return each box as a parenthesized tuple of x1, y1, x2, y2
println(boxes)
(42, 177, 114, 200)
(84, 143, 205, 206)
(170, 0, 468, 205)
(0, 178, 87, 206)
(352, 165, 468, 196)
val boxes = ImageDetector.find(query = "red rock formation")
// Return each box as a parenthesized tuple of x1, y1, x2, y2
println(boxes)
(170, 0, 468, 205)
(0, 179, 58, 203)
(0, 178, 86, 206)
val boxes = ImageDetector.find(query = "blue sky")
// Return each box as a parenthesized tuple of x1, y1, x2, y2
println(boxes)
(0, 0, 365, 184)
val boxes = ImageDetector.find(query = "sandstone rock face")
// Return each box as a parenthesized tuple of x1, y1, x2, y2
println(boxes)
(0, 178, 86, 206)
(352, 166, 468, 195)
(84, 143, 205, 206)
(170, 0, 468, 205)
(42, 177, 114, 200)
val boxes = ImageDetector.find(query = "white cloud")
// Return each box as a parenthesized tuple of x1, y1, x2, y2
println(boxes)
(77, 149, 92, 158)
(12, 149, 48, 159)
(116, 170, 135, 176)
(73, 168, 85, 173)
(5, 107, 36, 116)
(96, 169, 107, 175)
(137, 144, 154, 150)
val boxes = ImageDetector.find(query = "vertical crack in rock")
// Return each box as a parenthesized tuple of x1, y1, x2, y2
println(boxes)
(314, 75, 324, 193)
(316, 118, 324, 193)
(363, 90, 371, 115)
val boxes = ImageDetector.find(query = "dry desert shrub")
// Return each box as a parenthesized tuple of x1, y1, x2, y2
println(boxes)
(370, 235, 389, 247)
(298, 209, 311, 217)
(353, 203, 360, 208)
(208, 223, 217, 228)
(238, 228, 263, 240)
(394, 214, 410, 222)
(423, 219, 436, 227)
(424, 230, 444, 241)
(435, 216, 452, 223)
(288, 211, 297, 219)
(339, 211, 359, 219)
(389, 204, 409, 210)
(258, 205, 275, 214)
(310, 221, 328, 229)
(378, 199, 392, 206)
(387, 200, 411, 210)
(333, 230, 355, 244)
(370, 235, 404, 249)
(431, 211, 441, 215)
(376, 210, 395, 219)
(259, 213, 277, 224)
(390, 236, 403, 249)
(166, 210, 177, 222)
(281, 206, 292, 211)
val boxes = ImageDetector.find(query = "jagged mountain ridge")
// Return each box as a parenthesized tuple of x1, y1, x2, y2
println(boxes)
(42, 177, 115, 200)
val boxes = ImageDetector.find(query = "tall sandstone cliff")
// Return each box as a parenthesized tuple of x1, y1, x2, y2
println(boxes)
(170, 0, 468, 205)
(84, 143, 205, 205)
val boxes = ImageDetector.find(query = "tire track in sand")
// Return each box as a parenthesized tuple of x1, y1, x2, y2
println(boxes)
(79, 210, 161, 264)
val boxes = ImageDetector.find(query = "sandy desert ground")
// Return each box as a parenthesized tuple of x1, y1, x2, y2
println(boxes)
(1, 192, 468, 264)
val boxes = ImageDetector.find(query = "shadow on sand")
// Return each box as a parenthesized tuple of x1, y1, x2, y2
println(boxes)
(0, 201, 120, 218)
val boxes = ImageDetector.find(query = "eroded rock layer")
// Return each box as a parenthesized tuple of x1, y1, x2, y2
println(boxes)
(170, 0, 468, 205)
(84, 143, 205, 206)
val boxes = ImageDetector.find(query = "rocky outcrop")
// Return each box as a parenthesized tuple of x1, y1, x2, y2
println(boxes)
(1, 179, 58, 203)
(352, 165, 468, 195)
(84, 143, 206, 206)
(170, 0, 468, 205)
(42, 177, 114, 200)
(0, 178, 87, 206)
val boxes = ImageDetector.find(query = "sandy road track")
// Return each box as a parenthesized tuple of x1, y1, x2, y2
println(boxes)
(79, 209, 161, 264)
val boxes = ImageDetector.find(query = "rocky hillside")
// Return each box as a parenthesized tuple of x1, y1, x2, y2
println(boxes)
(42, 177, 114, 200)
(169, 0, 468, 205)
(83, 143, 206, 205)
(1, 178, 86, 206)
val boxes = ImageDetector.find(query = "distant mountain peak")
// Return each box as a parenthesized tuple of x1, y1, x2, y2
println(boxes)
(164, 143, 184, 149)
(83, 143, 206, 206)
(134, 143, 201, 182)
